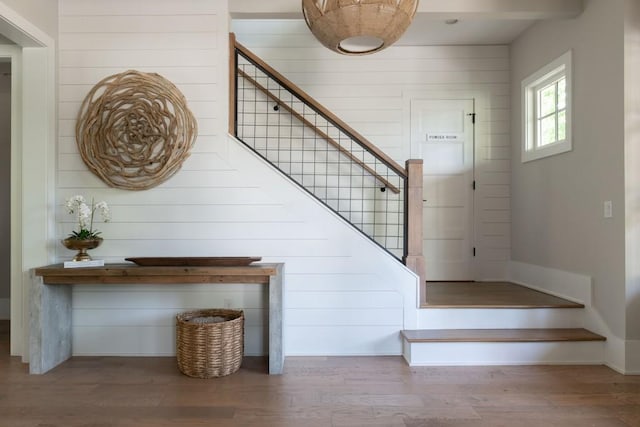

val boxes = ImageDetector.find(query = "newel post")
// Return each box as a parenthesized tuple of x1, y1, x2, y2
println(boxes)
(404, 159, 425, 286)
(228, 32, 237, 136)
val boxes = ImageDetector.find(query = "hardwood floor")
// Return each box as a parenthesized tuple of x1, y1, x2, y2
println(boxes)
(0, 324, 638, 427)
(423, 281, 584, 308)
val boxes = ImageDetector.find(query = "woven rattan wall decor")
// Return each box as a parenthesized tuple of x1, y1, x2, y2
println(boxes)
(75, 70, 197, 191)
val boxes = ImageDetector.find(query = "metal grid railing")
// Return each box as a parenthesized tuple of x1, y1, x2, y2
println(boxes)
(233, 47, 407, 259)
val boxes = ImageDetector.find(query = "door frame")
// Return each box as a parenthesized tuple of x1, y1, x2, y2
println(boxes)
(0, 3, 56, 359)
(0, 44, 20, 342)
(403, 89, 489, 281)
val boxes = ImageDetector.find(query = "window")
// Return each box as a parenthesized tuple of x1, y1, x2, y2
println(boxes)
(522, 50, 572, 162)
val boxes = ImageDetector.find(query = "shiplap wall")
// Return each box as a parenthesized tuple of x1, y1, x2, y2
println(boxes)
(58, 0, 416, 357)
(233, 19, 511, 280)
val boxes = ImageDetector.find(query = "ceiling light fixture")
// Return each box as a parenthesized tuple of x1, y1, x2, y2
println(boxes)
(302, 0, 419, 56)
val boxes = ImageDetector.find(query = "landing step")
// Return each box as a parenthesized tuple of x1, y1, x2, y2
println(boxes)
(401, 328, 606, 366)
(401, 328, 605, 343)
(422, 282, 584, 309)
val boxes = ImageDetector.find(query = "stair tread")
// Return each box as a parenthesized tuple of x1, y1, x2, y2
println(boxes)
(401, 328, 606, 343)
(422, 282, 584, 309)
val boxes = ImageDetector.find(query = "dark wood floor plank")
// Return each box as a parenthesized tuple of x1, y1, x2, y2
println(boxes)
(423, 281, 584, 308)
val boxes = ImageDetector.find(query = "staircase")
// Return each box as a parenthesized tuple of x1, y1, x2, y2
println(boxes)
(401, 282, 606, 366)
(229, 34, 425, 283)
(229, 35, 606, 367)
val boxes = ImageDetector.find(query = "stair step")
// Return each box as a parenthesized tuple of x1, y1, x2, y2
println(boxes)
(401, 328, 605, 343)
(423, 282, 584, 309)
(401, 328, 606, 366)
(417, 307, 583, 329)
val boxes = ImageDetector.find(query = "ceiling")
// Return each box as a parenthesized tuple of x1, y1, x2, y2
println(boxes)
(397, 16, 536, 46)
(230, 0, 585, 46)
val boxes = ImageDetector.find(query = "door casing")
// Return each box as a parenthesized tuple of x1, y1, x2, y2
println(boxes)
(410, 98, 476, 281)
(0, 4, 56, 359)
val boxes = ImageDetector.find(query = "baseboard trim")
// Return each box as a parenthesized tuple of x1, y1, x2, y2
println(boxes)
(0, 298, 9, 320)
(508, 261, 591, 305)
(507, 261, 640, 374)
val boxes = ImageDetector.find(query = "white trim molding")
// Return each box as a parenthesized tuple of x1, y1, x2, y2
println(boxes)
(507, 260, 640, 374)
(521, 50, 572, 162)
(0, 2, 57, 359)
(508, 260, 591, 305)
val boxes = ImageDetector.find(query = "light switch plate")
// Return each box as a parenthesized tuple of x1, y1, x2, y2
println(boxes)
(604, 200, 613, 218)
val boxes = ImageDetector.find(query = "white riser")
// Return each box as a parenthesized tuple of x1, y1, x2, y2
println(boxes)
(418, 308, 584, 329)
(403, 340, 605, 366)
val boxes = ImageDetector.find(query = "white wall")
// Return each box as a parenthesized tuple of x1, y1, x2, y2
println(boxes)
(511, 0, 627, 339)
(232, 19, 512, 280)
(624, 0, 640, 351)
(58, 0, 416, 357)
(0, 62, 9, 318)
(0, 0, 57, 41)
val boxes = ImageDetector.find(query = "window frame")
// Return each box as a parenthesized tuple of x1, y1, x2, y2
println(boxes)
(521, 50, 572, 163)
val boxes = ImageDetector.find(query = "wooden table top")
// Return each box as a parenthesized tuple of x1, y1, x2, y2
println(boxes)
(34, 263, 280, 285)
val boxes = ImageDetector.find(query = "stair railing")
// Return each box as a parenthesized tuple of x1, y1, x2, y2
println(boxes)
(229, 34, 424, 283)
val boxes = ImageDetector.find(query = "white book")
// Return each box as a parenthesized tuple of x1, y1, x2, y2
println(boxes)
(63, 259, 105, 268)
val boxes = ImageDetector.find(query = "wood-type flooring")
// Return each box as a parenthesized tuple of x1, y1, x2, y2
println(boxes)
(423, 281, 584, 308)
(0, 320, 639, 427)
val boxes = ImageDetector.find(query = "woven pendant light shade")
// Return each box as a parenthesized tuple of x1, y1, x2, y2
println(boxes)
(302, 0, 419, 55)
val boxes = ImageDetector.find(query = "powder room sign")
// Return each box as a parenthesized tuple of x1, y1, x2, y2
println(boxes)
(426, 133, 463, 142)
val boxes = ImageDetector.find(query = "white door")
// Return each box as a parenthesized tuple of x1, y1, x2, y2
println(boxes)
(410, 99, 475, 281)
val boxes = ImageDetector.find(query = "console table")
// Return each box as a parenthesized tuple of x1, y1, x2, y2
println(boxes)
(30, 263, 285, 375)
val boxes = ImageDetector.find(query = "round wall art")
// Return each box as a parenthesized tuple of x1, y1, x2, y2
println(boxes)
(75, 70, 197, 191)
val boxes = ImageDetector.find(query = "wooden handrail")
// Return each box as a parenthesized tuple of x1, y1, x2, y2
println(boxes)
(230, 34, 424, 280)
(233, 40, 407, 178)
(237, 69, 401, 194)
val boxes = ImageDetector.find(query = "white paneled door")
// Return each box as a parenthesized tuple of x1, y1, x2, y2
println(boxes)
(411, 99, 475, 281)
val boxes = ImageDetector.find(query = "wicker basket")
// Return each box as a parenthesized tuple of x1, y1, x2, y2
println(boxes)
(176, 309, 244, 378)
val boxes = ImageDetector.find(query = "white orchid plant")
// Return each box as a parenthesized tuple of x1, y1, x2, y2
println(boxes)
(65, 195, 111, 240)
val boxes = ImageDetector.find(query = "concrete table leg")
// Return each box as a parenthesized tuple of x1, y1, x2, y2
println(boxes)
(268, 263, 285, 374)
(29, 270, 72, 374)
